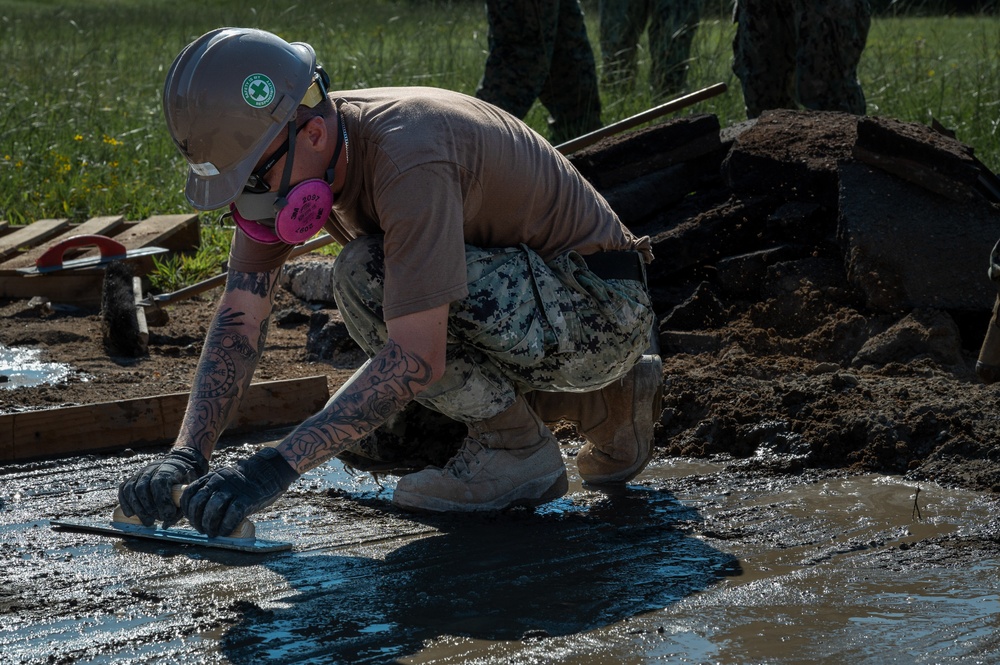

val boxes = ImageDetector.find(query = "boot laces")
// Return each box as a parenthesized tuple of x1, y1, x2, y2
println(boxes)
(444, 437, 488, 478)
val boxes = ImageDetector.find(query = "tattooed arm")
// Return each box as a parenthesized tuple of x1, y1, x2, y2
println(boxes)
(118, 266, 281, 525)
(276, 302, 450, 473)
(174, 302, 449, 535)
(175, 266, 281, 459)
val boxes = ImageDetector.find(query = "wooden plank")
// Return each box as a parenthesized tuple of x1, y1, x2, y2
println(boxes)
(0, 220, 8, 234)
(0, 411, 10, 461)
(0, 219, 70, 261)
(0, 216, 126, 271)
(0, 272, 105, 305)
(0, 214, 198, 304)
(111, 213, 200, 253)
(1, 375, 329, 461)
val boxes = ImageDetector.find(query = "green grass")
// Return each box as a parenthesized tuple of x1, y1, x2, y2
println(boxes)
(1, 1, 998, 289)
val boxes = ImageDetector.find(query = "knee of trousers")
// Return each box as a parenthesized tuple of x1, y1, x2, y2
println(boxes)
(332, 236, 385, 304)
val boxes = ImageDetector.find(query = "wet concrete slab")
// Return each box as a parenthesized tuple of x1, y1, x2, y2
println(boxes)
(2, 437, 999, 664)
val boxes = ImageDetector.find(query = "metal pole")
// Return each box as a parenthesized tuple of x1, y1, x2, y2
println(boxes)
(555, 82, 728, 155)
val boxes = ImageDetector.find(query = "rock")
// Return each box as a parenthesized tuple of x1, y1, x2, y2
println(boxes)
(853, 115, 982, 202)
(837, 162, 999, 312)
(281, 259, 338, 305)
(306, 310, 359, 360)
(852, 309, 966, 369)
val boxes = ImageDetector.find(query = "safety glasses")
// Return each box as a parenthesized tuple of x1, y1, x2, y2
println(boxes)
(244, 122, 307, 194)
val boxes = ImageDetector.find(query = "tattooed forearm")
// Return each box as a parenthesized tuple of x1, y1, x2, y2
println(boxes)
(282, 339, 435, 473)
(257, 316, 270, 352)
(226, 270, 273, 297)
(192, 307, 257, 399)
(177, 302, 269, 457)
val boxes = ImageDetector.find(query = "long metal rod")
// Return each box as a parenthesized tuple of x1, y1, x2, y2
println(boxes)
(555, 81, 728, 155)
(140, 233, 338, 307)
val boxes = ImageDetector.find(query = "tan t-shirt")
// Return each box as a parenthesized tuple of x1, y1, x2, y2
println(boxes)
(229, 86, 651, 320)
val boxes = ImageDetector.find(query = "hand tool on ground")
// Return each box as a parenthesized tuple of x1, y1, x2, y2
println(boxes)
(50, 484, 292, 553)
(138, 231, 339, 326)
(15, 234, 168, 274)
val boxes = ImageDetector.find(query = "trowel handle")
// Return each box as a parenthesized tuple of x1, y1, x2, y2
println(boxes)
(35, 234, 127, 269)
(171, 484, 256, 540)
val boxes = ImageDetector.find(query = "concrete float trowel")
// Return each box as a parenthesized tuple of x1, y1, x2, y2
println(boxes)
(51, 485, 293, 553)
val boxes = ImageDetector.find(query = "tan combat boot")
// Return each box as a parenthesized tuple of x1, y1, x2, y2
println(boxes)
(391, 395, 568, 513)
(527, 354, 664, 484)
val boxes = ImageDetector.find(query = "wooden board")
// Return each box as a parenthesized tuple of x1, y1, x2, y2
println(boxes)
(0, 213, 200, 304)
(110, 213, 200, 253)
(0, 216, 125, 270)
(0, 375, 329, 461)
(0, 219, 70, 261)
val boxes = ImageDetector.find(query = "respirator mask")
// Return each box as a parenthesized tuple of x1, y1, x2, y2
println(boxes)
(228, 108, 344, 245)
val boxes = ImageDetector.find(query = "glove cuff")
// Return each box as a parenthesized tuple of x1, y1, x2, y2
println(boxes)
(169, 446, 210, 476)
(252, 447, 300, 490)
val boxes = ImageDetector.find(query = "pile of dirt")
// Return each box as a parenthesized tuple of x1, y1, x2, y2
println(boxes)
(3, 109, 1000, 493)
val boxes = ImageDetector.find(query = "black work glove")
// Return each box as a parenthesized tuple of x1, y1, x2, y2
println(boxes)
(180, 447, 299, 538)
(118, 447, 209, 528)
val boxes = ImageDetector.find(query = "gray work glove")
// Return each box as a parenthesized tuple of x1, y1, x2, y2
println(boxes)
(118, 446, 209, 528)
(180, 447, 299, 538)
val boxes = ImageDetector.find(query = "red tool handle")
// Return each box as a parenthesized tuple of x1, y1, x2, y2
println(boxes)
(35, 234, 128, 269)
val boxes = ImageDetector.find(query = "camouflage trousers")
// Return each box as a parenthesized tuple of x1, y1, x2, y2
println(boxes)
(599, 0, 703, 101)
(732, 0, 871, 118)
(332, 235, 654, 425)
(475, 0, 603, 144)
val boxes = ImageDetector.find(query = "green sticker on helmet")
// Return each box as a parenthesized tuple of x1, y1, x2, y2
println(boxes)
(242, 73, 275, 108)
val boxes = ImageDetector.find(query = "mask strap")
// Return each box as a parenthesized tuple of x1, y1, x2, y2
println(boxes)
(325, 110, 345, 184)
(273, 120, 297, 211)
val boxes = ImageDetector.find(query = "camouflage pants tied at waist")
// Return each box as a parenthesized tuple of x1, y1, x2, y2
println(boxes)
(332, 236, 654, 423)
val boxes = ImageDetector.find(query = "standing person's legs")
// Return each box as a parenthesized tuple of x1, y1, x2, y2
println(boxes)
(476, 0, 558, 119)
(795, 0, 870, 114)
(599, 0, 649, 90)
(647, 0, 702, 100)
(732, 0, 797, 118)
(541, 0, 603, 144)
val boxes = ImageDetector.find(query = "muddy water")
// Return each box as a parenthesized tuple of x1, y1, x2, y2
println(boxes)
(2, 442, 999, 664)
(0, 345, 75, 389)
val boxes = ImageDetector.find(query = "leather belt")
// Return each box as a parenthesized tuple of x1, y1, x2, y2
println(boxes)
(582, 250, 646, 283)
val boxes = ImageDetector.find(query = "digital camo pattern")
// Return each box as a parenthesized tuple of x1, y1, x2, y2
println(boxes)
(332, 236, 653, 424)
(599, 0, 703, 100)
(475, 0, 602, 143)
(733, 0, 871, 118)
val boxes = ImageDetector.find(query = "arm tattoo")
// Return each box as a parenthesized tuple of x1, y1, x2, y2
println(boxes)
(226, 270, 273, 297)
(193, 307, 257, 399)
(178, 264, 278, 457)
(284, 339, 435, 472)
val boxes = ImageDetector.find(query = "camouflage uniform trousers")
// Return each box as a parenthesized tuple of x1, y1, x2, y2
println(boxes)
(732, 0, 871, 118)
(475, 0, 603, 144)
(332, 235, 654, 427)
(599, 0, 703, 101)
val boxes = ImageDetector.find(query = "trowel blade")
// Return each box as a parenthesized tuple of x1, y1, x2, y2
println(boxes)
(16, 246, 169, 274)
(50, 518, 292, 554)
